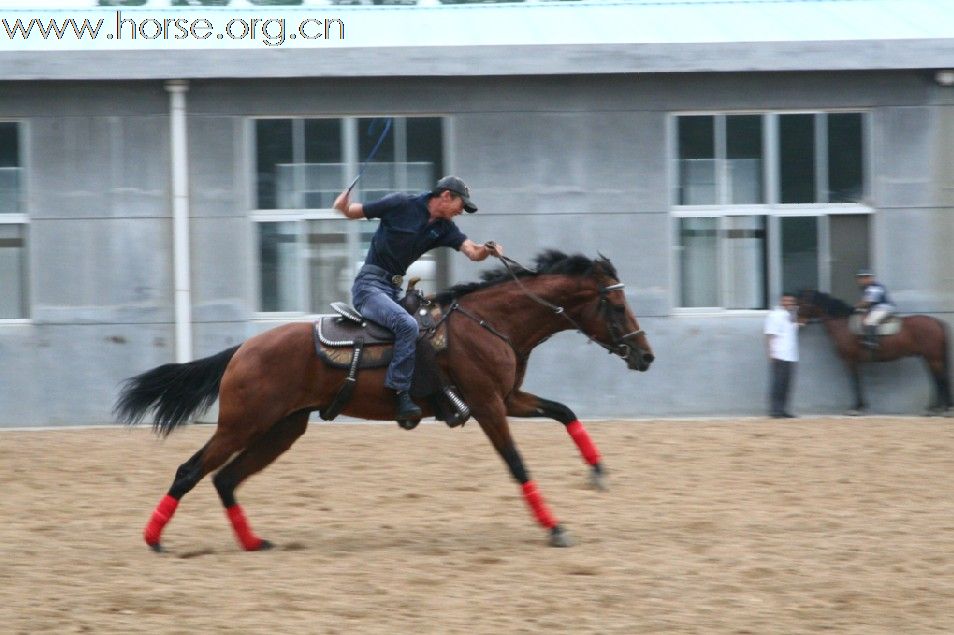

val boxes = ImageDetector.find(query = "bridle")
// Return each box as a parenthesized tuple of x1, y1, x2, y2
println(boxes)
(491, 251, 646, 359)
(597, 282, 646, 359)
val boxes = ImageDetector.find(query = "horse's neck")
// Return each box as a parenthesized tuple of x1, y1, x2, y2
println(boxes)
(821, 315, 855, 346)
(463, 278, 587, 352)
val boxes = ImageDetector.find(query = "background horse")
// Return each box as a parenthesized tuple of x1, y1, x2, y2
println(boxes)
(797, 290, 952, 416)
(116, 250, 654, 551)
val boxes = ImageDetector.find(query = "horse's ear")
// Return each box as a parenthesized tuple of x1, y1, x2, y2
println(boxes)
(593, 252, 620, 281)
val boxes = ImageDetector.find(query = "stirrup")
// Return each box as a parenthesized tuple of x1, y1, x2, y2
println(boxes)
(443, 387, 470, 427)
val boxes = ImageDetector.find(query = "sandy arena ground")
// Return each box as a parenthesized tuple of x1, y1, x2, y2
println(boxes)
(2, 417, 954, 634)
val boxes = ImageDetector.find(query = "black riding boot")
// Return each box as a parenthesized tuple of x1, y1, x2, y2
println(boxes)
(394, 390, 422, 429)
(863, 325, 878, 350)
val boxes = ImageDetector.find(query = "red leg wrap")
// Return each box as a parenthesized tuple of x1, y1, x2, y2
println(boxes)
(521, 481, 558, 529)
(226, 504, 264, 551)
(566, 420, 601, 466)
(143, 494, 179, 547)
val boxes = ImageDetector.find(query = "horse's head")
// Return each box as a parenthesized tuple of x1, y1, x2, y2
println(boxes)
(796, 290, 822, 322)
(579, 256, 655, 372)
(797, 289, 853, 322)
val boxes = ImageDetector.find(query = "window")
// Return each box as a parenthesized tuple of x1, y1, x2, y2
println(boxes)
(673, 112, 869, 310)
(678, 215, 767, 309)
(677, 114, 764, 205)
(0, 122, 20, 214)
(0, 121, 27, 319)
(253, 116, 446, 314)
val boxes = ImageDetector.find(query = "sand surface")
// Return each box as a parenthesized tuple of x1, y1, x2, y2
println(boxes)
(2, 417, 954, 634)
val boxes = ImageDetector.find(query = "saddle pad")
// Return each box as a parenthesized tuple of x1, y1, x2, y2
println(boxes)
(848, 314, 902, 336)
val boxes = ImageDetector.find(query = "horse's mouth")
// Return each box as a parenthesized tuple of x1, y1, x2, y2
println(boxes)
(627, 351, 654, 372)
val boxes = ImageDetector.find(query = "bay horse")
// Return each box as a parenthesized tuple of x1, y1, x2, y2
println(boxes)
(115, 250, 655, 551)
(797, 290, 952, 415)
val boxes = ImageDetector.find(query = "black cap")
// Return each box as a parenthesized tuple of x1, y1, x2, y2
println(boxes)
(434, 175, 477, 213)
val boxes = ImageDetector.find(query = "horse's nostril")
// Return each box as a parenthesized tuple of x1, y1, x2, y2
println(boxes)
(643, 353, 655, 364)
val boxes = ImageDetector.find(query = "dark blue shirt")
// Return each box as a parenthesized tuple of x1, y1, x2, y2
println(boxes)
(362, 192, 467, 275)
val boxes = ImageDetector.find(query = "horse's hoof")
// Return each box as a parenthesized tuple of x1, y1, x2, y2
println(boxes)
(253, 539, 275, 551)
(589, 468, 608, 492)
(147, 542, 164, 553)
(844, 409, 863, 417)
(549, 525, 573, 548)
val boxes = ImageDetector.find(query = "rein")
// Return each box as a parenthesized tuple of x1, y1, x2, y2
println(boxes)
(482, 247, 645, 358)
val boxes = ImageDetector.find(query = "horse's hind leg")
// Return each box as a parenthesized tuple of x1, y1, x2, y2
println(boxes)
(143, 443, 207, 551)
(212, 411, 310, 551)
(506, 390, 606, 490)
(924, 356, 952, 414)
(142, 425, 259, 552)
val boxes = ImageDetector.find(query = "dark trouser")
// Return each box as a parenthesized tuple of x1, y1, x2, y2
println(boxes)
(351, 267, 418, 393)
(769, 359, 796, 416)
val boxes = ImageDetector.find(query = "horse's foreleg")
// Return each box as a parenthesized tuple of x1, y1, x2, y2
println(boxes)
(506, 391, 605, 490)
(212, 411, 310, 551)
(143, 443, 207, 551)
(478, 412, 572, 547)
(847, 363, 866, 414)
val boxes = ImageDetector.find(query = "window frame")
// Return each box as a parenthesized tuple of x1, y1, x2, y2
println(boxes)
(0, 119, 29, 323)
(669, 110, 873, 315)
(248, 114, 450, 318)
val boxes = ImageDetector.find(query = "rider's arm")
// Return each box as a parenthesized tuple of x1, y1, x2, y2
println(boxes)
(333, 190, 366, 219)
(460, 239, 503, 261)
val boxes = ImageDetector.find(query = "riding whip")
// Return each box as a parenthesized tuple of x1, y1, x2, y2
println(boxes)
(347, 117, 393, 193)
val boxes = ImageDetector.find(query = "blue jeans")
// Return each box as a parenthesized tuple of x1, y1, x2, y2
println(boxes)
(351, 268, 419, 392)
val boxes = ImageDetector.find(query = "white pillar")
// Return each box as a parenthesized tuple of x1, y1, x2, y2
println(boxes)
(165, 79, 192, 363)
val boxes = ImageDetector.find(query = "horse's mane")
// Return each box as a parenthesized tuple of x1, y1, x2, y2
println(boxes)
(434, 249, 618, 306)
(805, 290, 855, 318)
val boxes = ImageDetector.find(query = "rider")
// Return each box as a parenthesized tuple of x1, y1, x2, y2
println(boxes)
(855, 268, 894, 349)
(334, 176, 503, 426)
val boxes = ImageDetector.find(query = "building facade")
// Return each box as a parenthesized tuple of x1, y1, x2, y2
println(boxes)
(1, 1, 953, 424)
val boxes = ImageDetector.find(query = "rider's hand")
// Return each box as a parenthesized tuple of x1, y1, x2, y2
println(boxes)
(333, 189, 350, 214)
(484, 241, 503, 257)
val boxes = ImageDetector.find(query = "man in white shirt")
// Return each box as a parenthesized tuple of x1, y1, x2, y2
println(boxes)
(764, 293, 800, 418)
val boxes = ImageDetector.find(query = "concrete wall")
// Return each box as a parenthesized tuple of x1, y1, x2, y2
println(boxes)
(1, 71, 952, 425)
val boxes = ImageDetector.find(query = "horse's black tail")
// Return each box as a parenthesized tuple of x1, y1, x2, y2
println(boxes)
(114, 345, 241, 437)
